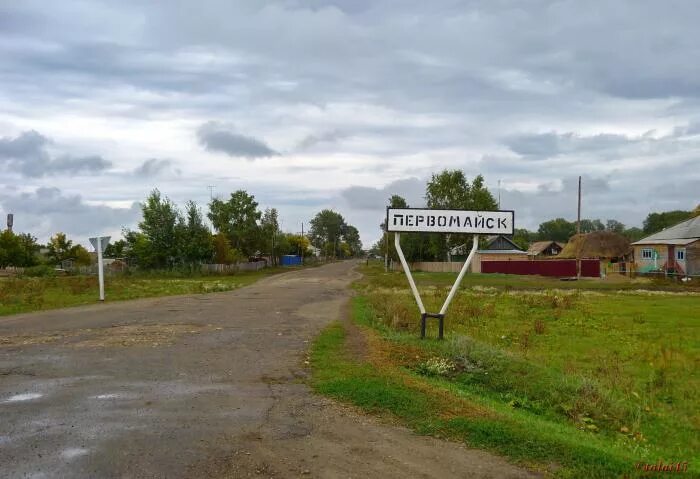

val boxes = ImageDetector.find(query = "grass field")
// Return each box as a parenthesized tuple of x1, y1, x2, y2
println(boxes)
(311, 262, 699, 478)
(0, 267, 295, 316)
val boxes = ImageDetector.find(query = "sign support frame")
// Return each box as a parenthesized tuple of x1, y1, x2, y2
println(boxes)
(395, 232, 479, 339)
(387, 207, 514, 340)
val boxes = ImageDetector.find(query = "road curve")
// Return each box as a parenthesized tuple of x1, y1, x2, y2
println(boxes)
(0, 261, 536, 478)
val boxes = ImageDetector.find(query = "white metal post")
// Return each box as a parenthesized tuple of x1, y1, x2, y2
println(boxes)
(440, 234, 478, 315)
(394, 233, 425, 314)
(97, 236, 105, 302)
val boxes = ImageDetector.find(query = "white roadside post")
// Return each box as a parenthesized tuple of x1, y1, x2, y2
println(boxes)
(387, 208, 514, 339)
(97, 237, 105, 301)
(89, 236, 111, 302)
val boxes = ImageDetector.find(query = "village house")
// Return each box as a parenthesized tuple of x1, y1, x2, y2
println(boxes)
(450, 234, 527, 272)
(526, 240, 565, 258)
(631, 216, 700, 276)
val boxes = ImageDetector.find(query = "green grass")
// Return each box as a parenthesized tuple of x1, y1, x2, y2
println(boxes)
(0, 267, 296, 316)
(310, 263, 700, 478)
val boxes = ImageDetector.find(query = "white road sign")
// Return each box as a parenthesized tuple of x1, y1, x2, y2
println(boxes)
(89, 236, 111, 253)
(386, 208, 514, 235)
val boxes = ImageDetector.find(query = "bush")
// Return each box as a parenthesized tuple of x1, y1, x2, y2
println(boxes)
(21, 265, 57, 277)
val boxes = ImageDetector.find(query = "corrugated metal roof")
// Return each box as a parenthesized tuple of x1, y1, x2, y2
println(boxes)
(631, 216, 700, 245)
(631, 238, 698, 246)
(477, 249, 528, 254)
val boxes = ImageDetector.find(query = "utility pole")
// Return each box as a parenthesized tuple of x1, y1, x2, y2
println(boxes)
(207, 185, 216, 201)
(577, 176, 582, 279)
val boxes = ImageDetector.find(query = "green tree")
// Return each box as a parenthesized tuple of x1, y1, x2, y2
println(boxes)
(643, 210, 693, 234)
(537, 218, 576, 243)
(123, 230, 150, 266)
(260, 207, 280, 264)
(622, 227, 644, 242)
(343, 225, 362, 257)
(137, 189, 181, 268)
(512, 228, 534, 250)
(178, 200, 213, 265)
(285, 234, 312, 256)
(0, 230, 22, 267)
(212, 233, 240, 264)
(605, 219, 625, 234)
(104, 239, 127, 258)
(47, 232, 74, 264)
(208, 190, 261, 256)
(579, 219, 605, 233)
(0, 231, 39, 267)
(425, 170, 498, 259)
(309, 209, 346, 259)
(70, 244, 93, 266)
(378, 194, 432, 262)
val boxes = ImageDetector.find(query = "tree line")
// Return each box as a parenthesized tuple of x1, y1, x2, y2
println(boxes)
(0, 189, 363, 269)
(371, 169, 700, 262)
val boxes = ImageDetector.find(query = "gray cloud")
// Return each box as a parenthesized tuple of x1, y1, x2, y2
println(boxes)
(504, 132, 634, 159)
(0, 187, 140, 242)
(341, 178, 425, 211)
(0, 130, 111, 177)
(296, 130, 347, 150)
(133, 158, 178, 177)
(197, 122, 279, 159)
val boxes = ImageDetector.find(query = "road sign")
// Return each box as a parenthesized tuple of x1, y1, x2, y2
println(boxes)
(388, 208, 515, 340)
(387, 208, 514, 235)
(89, 236, 111, 253)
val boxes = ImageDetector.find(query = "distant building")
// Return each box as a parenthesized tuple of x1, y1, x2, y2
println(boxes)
(450, 235, 527, 272)
(527, 241, 565, 257)
(631, 216, 700, 276)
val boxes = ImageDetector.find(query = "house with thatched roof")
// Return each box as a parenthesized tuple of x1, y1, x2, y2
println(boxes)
(558, 231, 631, 275)
(631, 216, 700, 275)
(527, 240, 565, 257)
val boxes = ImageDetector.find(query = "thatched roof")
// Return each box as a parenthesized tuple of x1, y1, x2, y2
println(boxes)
(558, 231, 630, 259)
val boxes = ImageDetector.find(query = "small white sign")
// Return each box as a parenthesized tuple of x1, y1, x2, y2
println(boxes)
(387, 208, 514, 235)
(89, 236, 111, 253)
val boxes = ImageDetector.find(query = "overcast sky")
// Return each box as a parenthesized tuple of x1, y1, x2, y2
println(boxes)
(1, 0, 699, 248)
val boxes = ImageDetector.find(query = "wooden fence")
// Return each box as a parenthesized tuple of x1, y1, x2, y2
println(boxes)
(201, 261, 267, 273)
(390, 261, 464, 273)
(2, 261, 268, 277)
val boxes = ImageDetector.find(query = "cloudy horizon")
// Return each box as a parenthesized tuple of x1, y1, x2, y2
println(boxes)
(1, 0, 699, 247)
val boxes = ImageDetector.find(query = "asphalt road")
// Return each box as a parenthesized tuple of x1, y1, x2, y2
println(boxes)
(0, 261, 536, 478)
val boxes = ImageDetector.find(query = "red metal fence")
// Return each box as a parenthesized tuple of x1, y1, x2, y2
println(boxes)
(480, 259, 600, 277)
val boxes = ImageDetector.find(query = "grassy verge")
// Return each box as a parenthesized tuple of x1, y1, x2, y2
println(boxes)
(0, 266, 299, 316)
(310, 263, 699, 478)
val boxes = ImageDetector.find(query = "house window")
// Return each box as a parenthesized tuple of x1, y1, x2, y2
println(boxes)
(677, 249, 685, 261)
(641, 248, 654, 259)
